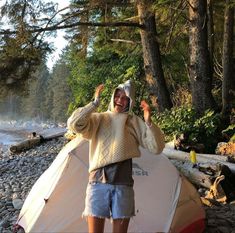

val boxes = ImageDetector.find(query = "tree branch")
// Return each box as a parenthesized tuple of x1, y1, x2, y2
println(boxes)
(164, 0, 186, 52)
(31, 6, 71, 46)
(110, 38, 140, 44)
(0, 21, 143, 35)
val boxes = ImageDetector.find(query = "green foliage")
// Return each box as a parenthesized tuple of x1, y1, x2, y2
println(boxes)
(0, 0, 57, 91)
(193, 111, 222, 152)
(153, 0, 190, 93)
(0, 0, 231, 132)
(66, 0, 143, 114)
(19, 54, 72, 122)
(154, 106, 223, 153)
(68, 45, 146, 114)
(49, 59, 72, 122)
(230, 134, 235, 143)
(154, 106, 197, 141)
(222, 124, 235, 142)
(23, 63, 50, 120)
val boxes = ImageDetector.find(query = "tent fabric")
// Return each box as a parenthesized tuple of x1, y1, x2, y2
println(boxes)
(169, 175, 205, 232)
(16, 136, 205, 233)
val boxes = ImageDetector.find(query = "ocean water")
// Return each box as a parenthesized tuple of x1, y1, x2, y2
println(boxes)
(0, 120, 66, 148)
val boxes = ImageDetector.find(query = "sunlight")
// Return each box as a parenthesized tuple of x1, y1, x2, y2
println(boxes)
(46, 0, 70, 70)
(0, 0, 70, 70)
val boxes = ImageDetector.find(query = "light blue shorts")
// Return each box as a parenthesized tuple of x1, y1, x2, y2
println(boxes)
(83, 182, 135, 219)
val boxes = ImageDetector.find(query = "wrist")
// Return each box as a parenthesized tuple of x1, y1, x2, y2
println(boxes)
(145, 121, 152, 127)
(93, 97, 100, 107)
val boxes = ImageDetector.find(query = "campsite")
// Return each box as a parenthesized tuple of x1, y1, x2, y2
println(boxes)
(0, 128, 234, 233)
(0, 0, 234, 232)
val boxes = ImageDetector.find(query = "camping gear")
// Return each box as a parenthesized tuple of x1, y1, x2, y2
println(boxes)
(16, 136, 205, 233)
(190, 150, 197, 164)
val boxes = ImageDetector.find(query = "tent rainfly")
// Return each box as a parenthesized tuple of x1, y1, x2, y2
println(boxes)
(16, 136, 205, 233)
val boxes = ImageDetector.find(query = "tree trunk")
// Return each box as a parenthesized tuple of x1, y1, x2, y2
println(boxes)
(222, 0, 234, 121)
(207, 0, 214, 68)
(137, 0, 173, 112)
(189, 0, 217, 115)
(80, 12, 89, 58)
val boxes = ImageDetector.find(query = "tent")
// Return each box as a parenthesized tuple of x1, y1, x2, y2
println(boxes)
(16, 136, 205, 233)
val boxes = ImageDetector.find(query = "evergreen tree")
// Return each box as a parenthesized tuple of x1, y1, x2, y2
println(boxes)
(188, 0, 218, 115)
(222, 0, 235, 121)
(23, 63, 50, 121)
(50, 55, 72, 122)
(0, 0, 57, 96)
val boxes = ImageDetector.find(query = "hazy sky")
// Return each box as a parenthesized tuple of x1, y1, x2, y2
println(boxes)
(0, 0, 70, 70)
(47, 0, 70, 70)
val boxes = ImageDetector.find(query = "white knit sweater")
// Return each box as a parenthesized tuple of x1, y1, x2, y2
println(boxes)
(67, 102, 165, 172)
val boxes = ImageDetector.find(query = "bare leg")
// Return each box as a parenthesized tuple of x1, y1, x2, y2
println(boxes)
(112, 218, 130, 233)
(87, 216, 105, 233)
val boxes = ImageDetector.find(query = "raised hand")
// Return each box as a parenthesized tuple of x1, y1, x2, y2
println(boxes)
(140, 100, 152, 126)
(94, 84, 104, 99)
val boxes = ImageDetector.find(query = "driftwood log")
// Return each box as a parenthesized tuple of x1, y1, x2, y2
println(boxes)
(163, 142, 235, 199)
(9, 128, 66, 153)
(169, 159, 213, 188)
(9, 138, 41, 153)
(163, 142, 235, 173)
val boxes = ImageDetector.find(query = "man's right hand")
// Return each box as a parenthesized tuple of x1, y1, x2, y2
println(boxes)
(94, 84, 104, 99)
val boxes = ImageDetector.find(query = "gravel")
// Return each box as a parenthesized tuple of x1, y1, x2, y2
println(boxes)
(0, 137, 234, 233)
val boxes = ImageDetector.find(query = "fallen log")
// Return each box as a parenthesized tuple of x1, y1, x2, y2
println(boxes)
(169, 159, 213, 189)
(163, 143, 235, 173)
(165, 141, 228, 162)
(9, 128, 67, 153)
(39, 128, 67, 140)
(9, 138, 41, 153)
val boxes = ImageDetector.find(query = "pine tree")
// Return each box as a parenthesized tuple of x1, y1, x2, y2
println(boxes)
(50, 55, 72, 122)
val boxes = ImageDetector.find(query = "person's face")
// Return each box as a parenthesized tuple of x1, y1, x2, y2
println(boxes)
(114, 89, 129, 113)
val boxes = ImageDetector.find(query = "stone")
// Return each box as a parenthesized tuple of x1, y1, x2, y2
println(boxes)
(217, 226, 231, 233)
(2, 229, 13, 233)
(12, 199, 23, 210)
(0, 220, 10, 228)
(1, 136, 234, 233)
(12, 192, 20, 199)
(207, 219, 217, 227)
(13, 187, 21, 192)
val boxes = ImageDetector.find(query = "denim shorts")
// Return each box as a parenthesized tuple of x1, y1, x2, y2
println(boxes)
(83, 182, 135, 219)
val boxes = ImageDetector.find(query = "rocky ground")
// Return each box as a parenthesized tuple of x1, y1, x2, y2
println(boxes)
(0, 137, 235, 233)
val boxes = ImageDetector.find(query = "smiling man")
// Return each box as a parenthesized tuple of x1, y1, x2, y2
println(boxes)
(67, 80, 165, 233)
(113, 89, 130, 113)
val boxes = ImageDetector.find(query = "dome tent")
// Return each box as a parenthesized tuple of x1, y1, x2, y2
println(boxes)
(16, 136, 205, 233)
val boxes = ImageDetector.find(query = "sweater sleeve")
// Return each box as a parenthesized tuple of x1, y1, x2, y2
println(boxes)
(132, 116, 165, 155)
(67, 102, 100, 139)
(144, 123, 165, 154)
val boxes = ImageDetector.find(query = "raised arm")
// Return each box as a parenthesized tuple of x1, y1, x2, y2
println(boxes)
(67, 84, 104, 139)
(135, 100, 165, 154)
(140, 100, 152, 126)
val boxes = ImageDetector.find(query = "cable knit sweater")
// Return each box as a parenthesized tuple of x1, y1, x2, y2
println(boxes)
(67, 102, 165, 172)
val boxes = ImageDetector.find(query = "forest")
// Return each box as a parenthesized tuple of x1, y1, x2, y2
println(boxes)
(0, 0, 234, 154)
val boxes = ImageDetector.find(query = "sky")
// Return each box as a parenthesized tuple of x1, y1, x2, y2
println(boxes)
(0, 0, 70, 70)
(47, 0, 70, 70)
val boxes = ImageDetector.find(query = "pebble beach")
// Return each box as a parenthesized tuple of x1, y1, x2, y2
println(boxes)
(0, 137, 235, 233)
